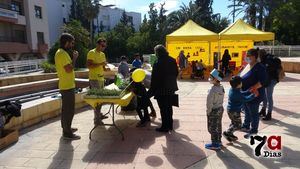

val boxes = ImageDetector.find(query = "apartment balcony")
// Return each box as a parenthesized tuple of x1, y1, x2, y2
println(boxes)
(0, 7, 18, 23)
(0, 42, 30, 54)
(38, 43, 49, 54)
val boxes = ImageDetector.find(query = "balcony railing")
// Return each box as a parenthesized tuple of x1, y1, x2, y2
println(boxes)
(0, 36, 27, 43)
(0, 2, 11, 10)
(0, 2, 23, 15)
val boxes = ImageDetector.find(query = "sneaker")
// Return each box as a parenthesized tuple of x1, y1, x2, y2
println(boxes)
(63, 133, 81, 140)
(244, 132, 257, 139)
(100, 114, 108, 119)
(259, 109, 266, 117)
(136, 121, 147, 127)
(155, 127, 169, 132)
(240, 127, 250, 132)
(223, 131, 238, 142)
(94, 120, 104, 126)
(262, 114, 272, 121)
(205, 143, 221, 150)
(149, 111, 157, 117)
(71, 128, 78, 133)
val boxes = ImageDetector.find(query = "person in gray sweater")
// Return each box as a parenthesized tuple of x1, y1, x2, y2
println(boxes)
(205, 69, 225, 150)
(118, 56, 130, 78)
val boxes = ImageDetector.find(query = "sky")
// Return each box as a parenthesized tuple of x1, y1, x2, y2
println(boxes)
(101, 0, 242, 23)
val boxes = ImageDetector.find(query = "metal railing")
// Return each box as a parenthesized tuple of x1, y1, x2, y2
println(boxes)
(255, 45, 300, 57)
(0, 59, 46, 77)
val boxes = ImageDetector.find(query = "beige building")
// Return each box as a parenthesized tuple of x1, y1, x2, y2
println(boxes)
(0, 0, 50, 61)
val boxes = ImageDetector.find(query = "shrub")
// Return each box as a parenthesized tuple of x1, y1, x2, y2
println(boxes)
(40, 61, 56, 73)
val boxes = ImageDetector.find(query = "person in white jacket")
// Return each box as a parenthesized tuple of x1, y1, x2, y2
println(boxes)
(205, 69, 225, 150)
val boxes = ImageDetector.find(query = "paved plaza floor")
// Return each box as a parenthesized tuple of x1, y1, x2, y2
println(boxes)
(1, 73, 300, 169)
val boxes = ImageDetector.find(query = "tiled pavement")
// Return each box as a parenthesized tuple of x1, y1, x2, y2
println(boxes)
(1, 73, 300, 169)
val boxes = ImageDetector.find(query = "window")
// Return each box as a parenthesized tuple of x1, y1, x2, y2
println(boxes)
(14, 30, 26, 43)
(37, 32, 45, 44)
(102, 15, 109, 21)
(11, 1, 23, 15)
(63, 18, 66, 24)
(35, 6, 42, 19)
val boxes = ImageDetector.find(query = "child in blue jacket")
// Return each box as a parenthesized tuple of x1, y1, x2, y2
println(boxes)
(223, 76, 257, 141)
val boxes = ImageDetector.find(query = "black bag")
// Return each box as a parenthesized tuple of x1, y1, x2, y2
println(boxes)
(0, 100, 22, 125)
(172, 94, 179, 107)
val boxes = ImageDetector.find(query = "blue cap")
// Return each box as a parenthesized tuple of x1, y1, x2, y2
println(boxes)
(210, 69, 222, 81)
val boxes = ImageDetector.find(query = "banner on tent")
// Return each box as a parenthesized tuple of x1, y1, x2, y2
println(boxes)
(167, 40, 253, 67)
(167, 42, 211, 65)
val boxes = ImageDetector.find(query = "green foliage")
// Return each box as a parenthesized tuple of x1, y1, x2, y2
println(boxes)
(271, 0, 300, 44)
(47, 20, 89, 68)
(47, 41, 60, 64)
(69, 0, 89, 30)
(98, 21, 135, 62)
(227, 0, 300, 44)
(70, 0, 101, 47)
(40, 61, 56, 73)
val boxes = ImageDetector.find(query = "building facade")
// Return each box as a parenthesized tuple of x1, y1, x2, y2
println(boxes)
(45, 0, 71, 47)
(94, 6, 141, 32)
(45, 0, 141, 47)
(0, 0, 50, 61)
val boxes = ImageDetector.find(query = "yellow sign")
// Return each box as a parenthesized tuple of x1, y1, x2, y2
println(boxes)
(167, 40, 253, 67)
(167, 41, 211, 65)
(211, 40, 254, 67)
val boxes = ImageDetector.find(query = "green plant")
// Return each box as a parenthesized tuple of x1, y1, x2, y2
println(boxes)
(87, 88, 122, 97)
(40, 61, 56, 73)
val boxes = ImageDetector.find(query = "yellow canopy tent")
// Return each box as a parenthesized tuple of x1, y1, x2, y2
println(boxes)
(216, 19, 275, 67)
(219, 19, 275, 41)
(166, 20, 218, 65)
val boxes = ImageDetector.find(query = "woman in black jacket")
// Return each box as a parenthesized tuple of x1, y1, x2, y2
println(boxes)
(221, 49, 231, 75)
(147, 45, 179, 132)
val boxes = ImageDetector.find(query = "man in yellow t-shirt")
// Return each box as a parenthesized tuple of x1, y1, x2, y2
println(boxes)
(55, 33, 80, 140)
(87, 38, 109, 125)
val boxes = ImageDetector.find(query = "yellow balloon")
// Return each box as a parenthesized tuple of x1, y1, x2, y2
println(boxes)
(132, 69, 146, 82)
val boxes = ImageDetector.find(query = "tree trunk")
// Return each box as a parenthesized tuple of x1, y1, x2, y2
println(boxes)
(249, 3, 257, 27)
(258, 2, 264, 30)
(90, 20, 93, 47)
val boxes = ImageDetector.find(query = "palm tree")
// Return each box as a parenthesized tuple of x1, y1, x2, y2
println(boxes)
(81, 0, 100, 47)
(166, 1, 199, 32)
(228, 0, 258, 27)
(211, 14, 230, 32)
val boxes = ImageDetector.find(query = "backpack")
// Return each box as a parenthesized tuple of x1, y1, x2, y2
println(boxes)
(273, 57, 285, 82)
(266, 55, 285, 82)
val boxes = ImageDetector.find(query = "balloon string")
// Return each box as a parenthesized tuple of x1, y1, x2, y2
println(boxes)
(120, 81, 133, 97)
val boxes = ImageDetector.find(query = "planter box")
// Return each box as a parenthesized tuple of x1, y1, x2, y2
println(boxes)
(0, 129, 19, 150)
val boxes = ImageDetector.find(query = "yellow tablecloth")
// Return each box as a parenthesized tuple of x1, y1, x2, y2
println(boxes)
(84, 92, 135, 108)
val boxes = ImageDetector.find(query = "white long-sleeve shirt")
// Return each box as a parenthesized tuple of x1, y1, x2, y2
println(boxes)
(206, 84, 225, 115)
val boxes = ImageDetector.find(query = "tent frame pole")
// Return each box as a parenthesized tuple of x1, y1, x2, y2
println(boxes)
(218, 40, 221, 70)
(209, 42, 211, 65)
(272, 40, 275, 55)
